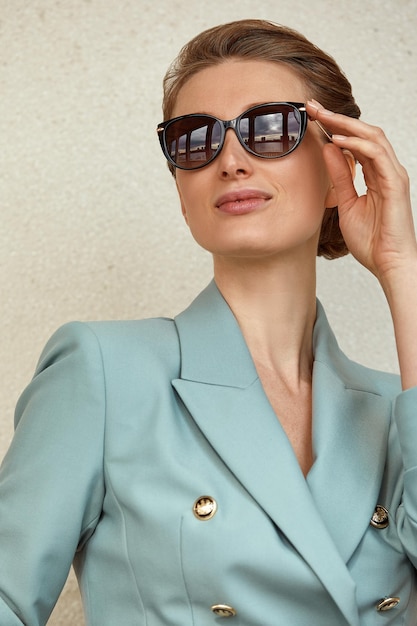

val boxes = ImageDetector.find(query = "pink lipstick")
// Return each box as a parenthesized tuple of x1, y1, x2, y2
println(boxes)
(215, 189, 272, 215)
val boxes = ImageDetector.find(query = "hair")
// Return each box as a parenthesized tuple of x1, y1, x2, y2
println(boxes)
(162, 19, 361, 259)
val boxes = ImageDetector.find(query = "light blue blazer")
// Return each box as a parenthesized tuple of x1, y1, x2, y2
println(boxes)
(1, 281, 417, 625)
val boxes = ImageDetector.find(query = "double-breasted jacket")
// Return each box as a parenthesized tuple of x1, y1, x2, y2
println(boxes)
(0, 281, 417, 625)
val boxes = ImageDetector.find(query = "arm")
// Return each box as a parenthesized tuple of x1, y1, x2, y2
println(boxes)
(379, 262, 417, 391)
(307, 100, 417, 390)
(0, 322, 106, 625)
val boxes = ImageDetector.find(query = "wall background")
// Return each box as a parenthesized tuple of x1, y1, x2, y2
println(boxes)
(0, 0, 416, 623)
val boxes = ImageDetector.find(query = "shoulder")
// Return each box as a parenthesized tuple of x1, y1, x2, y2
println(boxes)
(314, 300, 401, 400)
(339, 354, 401, 399)
(36, 317, 181, 380)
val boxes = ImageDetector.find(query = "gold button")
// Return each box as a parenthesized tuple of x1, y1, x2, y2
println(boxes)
(193, 496, 217, 521)
(376, 597, 400, 611)
(370, 505, 389, 529)
(211, 604, 237, 617)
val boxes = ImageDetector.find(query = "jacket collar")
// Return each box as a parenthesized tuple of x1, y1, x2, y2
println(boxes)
(174, 280, 258, 388)
(173, 280, 392, 625)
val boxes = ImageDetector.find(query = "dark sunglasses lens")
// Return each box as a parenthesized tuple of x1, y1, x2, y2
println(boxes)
(164, 116, 222, 169)
(239, 104, 302, 157)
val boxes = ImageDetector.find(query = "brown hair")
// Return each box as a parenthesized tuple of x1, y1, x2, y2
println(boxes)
(162, 19, 361, 259)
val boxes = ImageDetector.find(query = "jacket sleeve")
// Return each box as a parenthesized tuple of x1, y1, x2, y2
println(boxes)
(394, 386, 417, 565)
(0, 322, 106, 626)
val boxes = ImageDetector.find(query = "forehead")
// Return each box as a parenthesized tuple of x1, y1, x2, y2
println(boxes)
(172, 59, 307, 119)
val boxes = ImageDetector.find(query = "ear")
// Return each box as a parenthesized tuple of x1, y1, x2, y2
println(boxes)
(324, 148, 356, 208)
(175, 179, 189, 225)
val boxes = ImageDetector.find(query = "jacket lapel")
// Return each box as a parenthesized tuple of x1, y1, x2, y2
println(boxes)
(172, 282, 390, 625)
(307, 302, 392, 562)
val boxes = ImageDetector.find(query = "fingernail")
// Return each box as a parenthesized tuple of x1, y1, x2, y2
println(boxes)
(307, 99, 320, 111)
(332, 134, 347, 141)
(307, 100, 334, 116)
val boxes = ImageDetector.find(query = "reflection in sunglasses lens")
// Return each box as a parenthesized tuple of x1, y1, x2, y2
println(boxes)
(167, 117, 223, 169)
(239, 106, 301, 157)
(165, 104, 302, 169)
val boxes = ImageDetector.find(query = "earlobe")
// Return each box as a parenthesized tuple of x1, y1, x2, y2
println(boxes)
(324, 187, 337, 210)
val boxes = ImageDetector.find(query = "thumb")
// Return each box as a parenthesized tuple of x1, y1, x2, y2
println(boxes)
(323, 143, 357, 215)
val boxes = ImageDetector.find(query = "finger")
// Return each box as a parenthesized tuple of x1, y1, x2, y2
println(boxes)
(306, 100, 401, 171)
(331, 135, 409, 197)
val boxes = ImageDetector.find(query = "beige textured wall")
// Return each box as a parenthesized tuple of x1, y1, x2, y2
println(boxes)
(0, 0, 416, 623)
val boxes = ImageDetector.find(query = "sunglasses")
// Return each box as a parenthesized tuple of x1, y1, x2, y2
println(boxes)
(157, 102, 331, 171)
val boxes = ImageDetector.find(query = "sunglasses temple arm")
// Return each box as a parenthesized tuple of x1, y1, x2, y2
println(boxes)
(299, 106, 332, 142)
(314, 119, 333, 142)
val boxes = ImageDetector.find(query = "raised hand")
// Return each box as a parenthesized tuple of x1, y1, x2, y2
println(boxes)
(307, 99, 417, 389)
(307, 99, 417, 283)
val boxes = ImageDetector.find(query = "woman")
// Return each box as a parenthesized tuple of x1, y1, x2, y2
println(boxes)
(0, 18, 416, 626)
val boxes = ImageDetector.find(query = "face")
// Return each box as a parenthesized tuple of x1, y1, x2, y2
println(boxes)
(173, 60, 336, 264)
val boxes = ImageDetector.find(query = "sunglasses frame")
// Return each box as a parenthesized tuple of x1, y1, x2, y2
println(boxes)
(157, 102, 311, 171)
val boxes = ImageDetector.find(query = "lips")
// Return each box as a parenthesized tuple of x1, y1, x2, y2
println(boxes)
(215, 189, 272, 215)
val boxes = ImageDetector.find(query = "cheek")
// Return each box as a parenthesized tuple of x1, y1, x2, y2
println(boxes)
(176, 177, 195, 224)
(290, 148, 332, 209)
(176, 170, 211, 212)
(179, 198, 189, 224)
(176, 178, 209, 237)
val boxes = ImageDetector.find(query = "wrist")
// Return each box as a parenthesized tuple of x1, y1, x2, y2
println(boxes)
(378, 254, 417, 304)
(379, 255, 417, 390)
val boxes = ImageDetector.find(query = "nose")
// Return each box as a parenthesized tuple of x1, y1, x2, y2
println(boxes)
(216, 127, 254, 178)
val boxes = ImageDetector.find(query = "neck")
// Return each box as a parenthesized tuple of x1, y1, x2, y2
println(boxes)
(213, 253, 317, 388)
